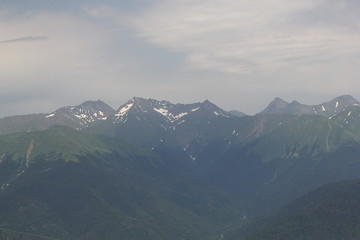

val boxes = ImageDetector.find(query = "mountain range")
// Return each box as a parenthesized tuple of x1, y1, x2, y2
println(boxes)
(1, 95, 360, 239)
(261, 95, 359, 116)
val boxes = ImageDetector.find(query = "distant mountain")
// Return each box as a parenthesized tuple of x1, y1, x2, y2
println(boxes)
(246, 179, 360, 240)
(109, 97, 230, 125)
(260, 97, 293, 115)
(44, 100, 115, 129)
(229, 110, 247, 117)
(88, 97, 232, 149)
(0, 100, 114, 135)
(260, 95, 359, 116)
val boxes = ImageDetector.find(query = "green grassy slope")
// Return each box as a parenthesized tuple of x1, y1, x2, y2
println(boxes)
(0, 126, 246, 240)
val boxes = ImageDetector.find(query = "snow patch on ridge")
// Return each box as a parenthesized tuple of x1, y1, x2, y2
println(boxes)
(213, 110, 230, 117)
(115, 103, 134, 117)
(154, 106, 199, 122)
(173, 112, 189, 120)
(154, 107, 169, 116)
(313, 107, 318, 115)
(114, 103, 134, 123)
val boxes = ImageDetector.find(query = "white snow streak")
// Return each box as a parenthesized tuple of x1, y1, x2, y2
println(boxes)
(115, 103, 134, 117)
(154, 107, 195, 122)
(154, 107, 169, 116)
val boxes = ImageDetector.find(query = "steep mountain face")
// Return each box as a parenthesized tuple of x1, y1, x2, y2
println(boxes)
(0, 100, 115, 135)
(246, 179, 360, 240)
(82, 97, 360, 212)
(83, 98, 360, 207)
(191, 105, 360, 211)
(88, 97, 233, 154)
(111, 97, 210, 125)
(260, 95, 359, 116)
(0, 126, 245, 240)
(108, 97, 198, 147)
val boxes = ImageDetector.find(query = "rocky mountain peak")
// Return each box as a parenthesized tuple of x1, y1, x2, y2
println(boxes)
(111, 97, 232, 125)
(261, 97, 289, 114)
(44, 100, 115, 129)
(199, 100, 230, 117)
(327, 95, 359, 108)
(261, 95, 360, 116)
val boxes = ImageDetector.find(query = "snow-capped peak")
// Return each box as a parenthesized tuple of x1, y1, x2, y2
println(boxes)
(111, 97, 232, 125)
(46, 100, 115, 128)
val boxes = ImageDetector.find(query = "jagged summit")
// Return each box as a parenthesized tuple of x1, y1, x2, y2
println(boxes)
(260, 95, 359, 116)
(201, 99, 218, 109)
(261, 97, 289, 114)
(111, 98, 230, 124)
(273, 97, 288, 103)
(322, 95, 359, 109)
(45, 100, 115, 129)
(198, 99, 230, 117)
(332, 95, 359, 103)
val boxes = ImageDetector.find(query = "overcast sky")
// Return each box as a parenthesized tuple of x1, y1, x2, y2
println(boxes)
(1, 0, 360, 116)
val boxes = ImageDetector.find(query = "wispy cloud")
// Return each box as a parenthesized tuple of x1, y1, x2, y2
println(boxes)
(0, 11, 121, 106)
(1, 36, 49, 44)
(123, 0, 360, 74)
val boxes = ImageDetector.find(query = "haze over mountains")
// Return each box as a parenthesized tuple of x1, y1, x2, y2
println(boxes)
(1, 94, 358, 135)
(1, 95, 360, 239)
(261, 95, 359, 116)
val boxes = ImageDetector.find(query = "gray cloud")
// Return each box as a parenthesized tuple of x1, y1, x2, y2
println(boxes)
(0, 1, 360, 117)
(1, 36, 49, 44)
(123, 0, 360, 74)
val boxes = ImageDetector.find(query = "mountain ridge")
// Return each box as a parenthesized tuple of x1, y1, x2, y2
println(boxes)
(0, 95, 358, 135)
(260, 95, 359, 116)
